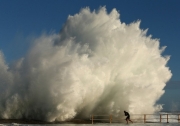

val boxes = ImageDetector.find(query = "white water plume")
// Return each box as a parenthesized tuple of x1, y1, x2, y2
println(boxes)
(0, 7, 172, 121)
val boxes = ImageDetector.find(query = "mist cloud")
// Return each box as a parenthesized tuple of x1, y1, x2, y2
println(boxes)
(0, 7, 172, 121)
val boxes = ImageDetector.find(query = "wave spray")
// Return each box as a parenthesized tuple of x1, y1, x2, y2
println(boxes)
(0, 7, 172, 121)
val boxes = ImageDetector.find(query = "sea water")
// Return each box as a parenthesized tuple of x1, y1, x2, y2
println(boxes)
(0, 123, 180, 126)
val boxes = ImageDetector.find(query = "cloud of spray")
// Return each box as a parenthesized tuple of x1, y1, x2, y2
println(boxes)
(0, 7, 172, 121)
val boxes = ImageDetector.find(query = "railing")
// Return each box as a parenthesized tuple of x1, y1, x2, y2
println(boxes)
(90, 113, 180, 124)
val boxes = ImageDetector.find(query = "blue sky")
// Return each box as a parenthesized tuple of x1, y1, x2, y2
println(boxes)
(0, 0, 180, 111)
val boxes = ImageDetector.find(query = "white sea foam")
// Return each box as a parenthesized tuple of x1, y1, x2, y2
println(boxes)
(0, 7, 172, 121)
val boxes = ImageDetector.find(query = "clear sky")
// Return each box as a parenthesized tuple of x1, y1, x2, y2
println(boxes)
(0, 0, 180, 112)
(0, 0, 180, 81)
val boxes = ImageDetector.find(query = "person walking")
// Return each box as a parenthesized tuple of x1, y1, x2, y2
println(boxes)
(124, 111, 133, 124)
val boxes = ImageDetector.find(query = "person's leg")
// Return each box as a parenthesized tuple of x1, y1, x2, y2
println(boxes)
(129, 119, 133, 123)
(126, 117, 128, 124)
(126, 119, 128, 124)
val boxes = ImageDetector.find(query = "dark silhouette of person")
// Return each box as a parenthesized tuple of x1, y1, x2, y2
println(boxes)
(124, 111, 133, 124)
